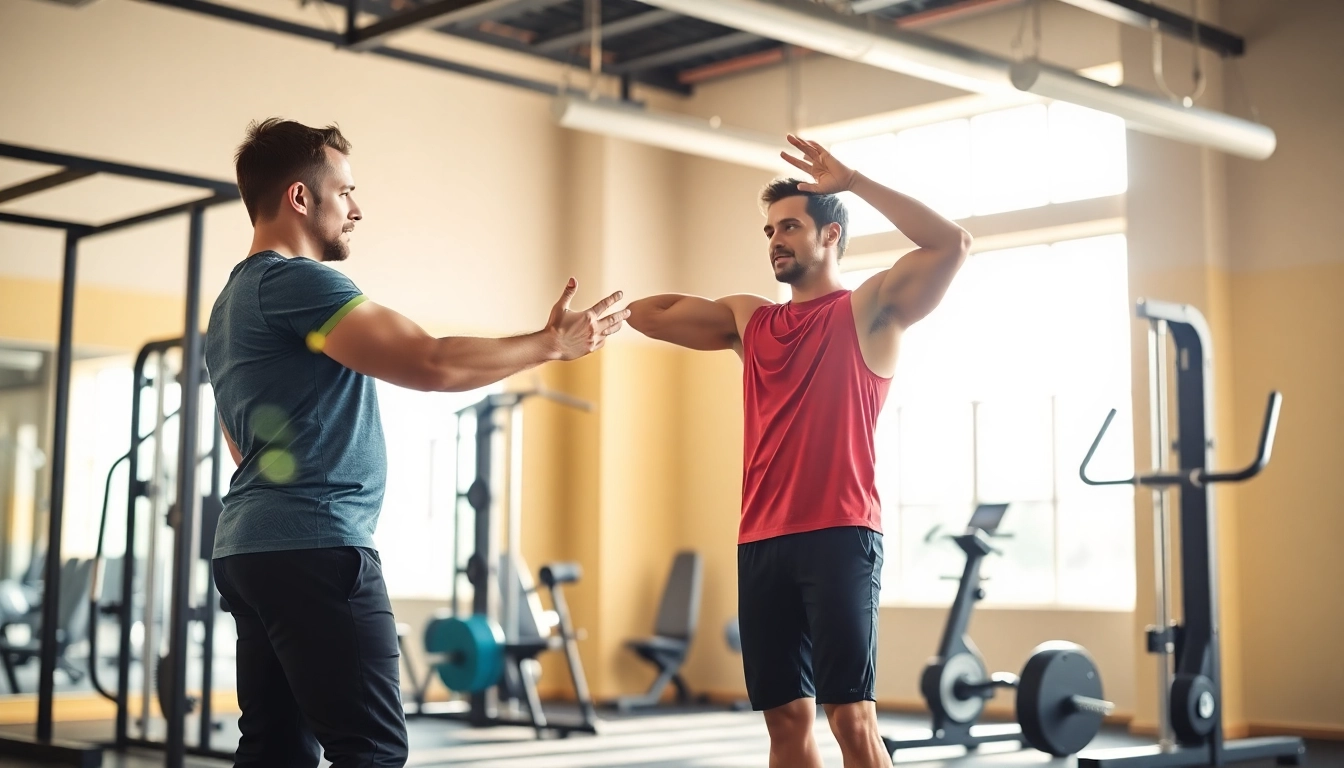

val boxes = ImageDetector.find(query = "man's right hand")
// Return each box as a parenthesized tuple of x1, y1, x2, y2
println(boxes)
(545, 278, 630, 361)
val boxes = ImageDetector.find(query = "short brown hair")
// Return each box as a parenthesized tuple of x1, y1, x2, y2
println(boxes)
(760, 178, 850, 257)
(234, 119, 352, 224)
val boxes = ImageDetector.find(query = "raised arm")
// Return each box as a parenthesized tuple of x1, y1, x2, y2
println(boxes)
(850, 175, 971, 331)
(781, 135, 970, 333)
(628, 293, 770, 357)
(322, 279, 627, 392)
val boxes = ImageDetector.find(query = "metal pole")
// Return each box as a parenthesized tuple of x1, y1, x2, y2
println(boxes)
(165, 205, 206, 767)
(470, 398, 499, 722)
(503, 403, 524, 649)
(199, 411, 223, 750)
(140, 351, 169, 736)
(117, 347, 152, 746)
(36, 229, 81, 742)
(1148, 319, 1175, 751)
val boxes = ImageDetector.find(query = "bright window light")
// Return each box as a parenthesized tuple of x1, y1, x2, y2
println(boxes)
(843, 234, 1135, 609)
(1048, 102, 1129, 203)
(971, 104, 1050, 216)
(828, 100, 1127, 234)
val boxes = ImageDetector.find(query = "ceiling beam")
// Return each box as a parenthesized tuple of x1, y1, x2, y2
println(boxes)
(532, 9, 680, 54)
(612, 31, 762, 73)
(1054, 0, 1244, 57)
(850, 0, 919, 14)
(0, 170, 96, 205)
(346, 0, 568, 51)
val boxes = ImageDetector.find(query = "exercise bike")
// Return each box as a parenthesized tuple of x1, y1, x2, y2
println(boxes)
(883, 503, 1114, 759)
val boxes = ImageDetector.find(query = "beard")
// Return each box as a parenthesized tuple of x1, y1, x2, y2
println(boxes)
(772, 251, 805, 284)
(310, 206, 351, 262)
(320, 234, 350, 263)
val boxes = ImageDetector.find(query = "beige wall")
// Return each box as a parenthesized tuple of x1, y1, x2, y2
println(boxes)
(2, 0, 1342, 736)
(0, 0, 570, 334)
(1221, 0, 1344, 731)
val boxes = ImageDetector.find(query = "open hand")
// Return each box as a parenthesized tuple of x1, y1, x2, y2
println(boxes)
(781, 134, 858, 194)
(546, 278, 629, 361)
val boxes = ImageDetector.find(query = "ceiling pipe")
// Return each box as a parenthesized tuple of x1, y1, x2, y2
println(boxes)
(638, 0, 1276, 159)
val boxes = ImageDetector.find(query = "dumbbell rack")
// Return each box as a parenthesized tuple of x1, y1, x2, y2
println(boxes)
(1076, 299, 1305, 767)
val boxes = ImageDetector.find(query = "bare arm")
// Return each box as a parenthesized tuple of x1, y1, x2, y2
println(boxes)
(781, 135, 970, 332)
(322, 279, 627, 392)
(850, 173, 971, 330)
(628, 293, 770, 357)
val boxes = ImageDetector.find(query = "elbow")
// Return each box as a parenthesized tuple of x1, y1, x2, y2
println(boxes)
(953, 228, 973, 260)
(414, 343, 462, 393)
(627, 307, 661, 340)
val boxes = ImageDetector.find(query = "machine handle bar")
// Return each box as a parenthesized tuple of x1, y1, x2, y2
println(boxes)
(1079, 392, 1282, 488)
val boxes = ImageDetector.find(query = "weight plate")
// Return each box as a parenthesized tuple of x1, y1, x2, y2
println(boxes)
(1017, 641, 1106, 756)
(1171, 674, 1217, 743)
(930, 653, 989, 724)
(154, 654, 198, 717)
(426, 614, 505, 693)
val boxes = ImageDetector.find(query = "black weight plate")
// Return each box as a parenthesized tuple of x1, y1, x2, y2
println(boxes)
(921, 653, 989, 725)
(155, 654, 198, 717)
(1017, 641, 1105, 756)
(1171, 673, 1217, 743)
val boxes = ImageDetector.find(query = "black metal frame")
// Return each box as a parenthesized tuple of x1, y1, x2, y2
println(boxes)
(123, 0, 1009, 100)
(410, 390, 599, 737)
(1077, 300, 1305, 768)
(0, 142, 238, 767)
(133, 0, 594, 97)
(102, 338, 233, 763)
(1054, 0, 1244, 57)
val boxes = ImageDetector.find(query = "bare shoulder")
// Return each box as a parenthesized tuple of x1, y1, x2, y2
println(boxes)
(716, 293, 774, 337)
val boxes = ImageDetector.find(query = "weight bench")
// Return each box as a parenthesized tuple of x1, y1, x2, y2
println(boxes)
(0, 558, 94, 693)
(614, 550, 703, 712)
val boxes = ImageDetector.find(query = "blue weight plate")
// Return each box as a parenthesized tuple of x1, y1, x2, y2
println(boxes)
(425, 615, 505, 693)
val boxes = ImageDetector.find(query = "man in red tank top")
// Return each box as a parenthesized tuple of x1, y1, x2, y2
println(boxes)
(629, 135, 970, 768)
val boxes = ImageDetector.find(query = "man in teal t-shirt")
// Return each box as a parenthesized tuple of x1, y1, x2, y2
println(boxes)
(207, 119, 628, 767)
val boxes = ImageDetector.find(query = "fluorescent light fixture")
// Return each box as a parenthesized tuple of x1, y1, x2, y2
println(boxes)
(553, 95, 791, 172)
(1010, 60, 1276, 160)
(643, 0, 1276, 160)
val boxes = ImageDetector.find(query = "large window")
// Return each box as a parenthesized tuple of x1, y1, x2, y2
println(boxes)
(57, 358, 486, 601)
(832, 102, 1127, 237)
(847, 234, 1136, 609)
(375, 381, 496, 600)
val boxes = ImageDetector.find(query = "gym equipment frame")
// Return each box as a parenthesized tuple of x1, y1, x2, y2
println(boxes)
(1076, 298, 1305, 767)
(0, 141, 238, 768)
(883, 503, 1112, 759)
(411, 390, 601, 738)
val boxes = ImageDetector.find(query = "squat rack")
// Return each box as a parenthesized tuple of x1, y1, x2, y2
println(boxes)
(0, 141, 239, 767)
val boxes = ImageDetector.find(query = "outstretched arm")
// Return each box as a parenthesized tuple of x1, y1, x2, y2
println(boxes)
(781, 134, 970, 332)
(628, 293, 770, 357)
(322, 279, 628, 392)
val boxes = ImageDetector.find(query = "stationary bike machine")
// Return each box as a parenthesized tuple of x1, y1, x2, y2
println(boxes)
(884, 503, 1114, 759)
(1076, 299, 1305, 767)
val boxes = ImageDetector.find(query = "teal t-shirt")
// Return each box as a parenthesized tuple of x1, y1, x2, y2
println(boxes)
(205, 251, 386, 558)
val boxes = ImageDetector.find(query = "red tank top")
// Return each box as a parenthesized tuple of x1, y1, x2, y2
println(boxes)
(739, 290, 892, 544)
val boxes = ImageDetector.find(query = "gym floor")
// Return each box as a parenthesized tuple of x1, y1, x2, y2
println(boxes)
(2, 709, 1337, 767)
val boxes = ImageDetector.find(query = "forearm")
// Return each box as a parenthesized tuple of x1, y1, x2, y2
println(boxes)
(851, 172, 969, 251)
(427, 331, 561, 392)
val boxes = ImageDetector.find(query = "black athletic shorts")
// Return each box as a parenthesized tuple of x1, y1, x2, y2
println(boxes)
(737, 526, 883, 711)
